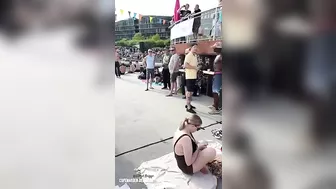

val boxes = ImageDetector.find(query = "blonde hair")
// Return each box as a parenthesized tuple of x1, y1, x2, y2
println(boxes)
(179, 115, 202, 130)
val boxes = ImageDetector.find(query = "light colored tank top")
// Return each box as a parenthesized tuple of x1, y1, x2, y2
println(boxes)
(146, 55, 155, 69)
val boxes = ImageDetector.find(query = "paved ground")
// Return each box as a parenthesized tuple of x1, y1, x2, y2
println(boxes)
(115, 74, 223, 188)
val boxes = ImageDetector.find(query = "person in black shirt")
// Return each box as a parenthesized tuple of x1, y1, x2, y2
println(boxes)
(178, 4, 191, 21)
(192, 5, 201, 39)
(177, 4, 192, 43)
(115, 61, 121, 78)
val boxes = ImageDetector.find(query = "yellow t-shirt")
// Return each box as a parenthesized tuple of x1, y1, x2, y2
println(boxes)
(184, 52, 198, 79)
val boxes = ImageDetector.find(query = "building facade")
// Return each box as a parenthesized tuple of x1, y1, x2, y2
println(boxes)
(115, 15, 171, 41)
(115, 18, 139, 41)
(138, 15, 171, 39)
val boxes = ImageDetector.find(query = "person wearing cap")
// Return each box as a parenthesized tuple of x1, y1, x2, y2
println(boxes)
(167, 47, 180, 96)
(143, 49, 156, 91)
(184, 44, 198, 114)
(209, 42, 222, 114)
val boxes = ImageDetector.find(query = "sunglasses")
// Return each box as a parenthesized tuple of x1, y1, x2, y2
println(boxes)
(187, 120, 201, 127)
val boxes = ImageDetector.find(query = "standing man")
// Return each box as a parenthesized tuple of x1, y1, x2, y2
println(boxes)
(181, 48, 191, 99)
(192, 5, 202, 39)
(143, 49, 155, 91)
(184, 44, 198, 113)
(177, 4, 192, 43)
(167, 47, 180, 96)
(162, 49, 171, 90)
(178, 4, 192, 20)
(209, 42, 222, 115)
(115, 51, 121, 78)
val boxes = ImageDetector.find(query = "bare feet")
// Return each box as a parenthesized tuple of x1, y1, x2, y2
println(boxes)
(200, 166, 208, 174)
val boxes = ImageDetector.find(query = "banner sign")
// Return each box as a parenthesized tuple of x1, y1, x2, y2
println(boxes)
(170, 18, 194, 40)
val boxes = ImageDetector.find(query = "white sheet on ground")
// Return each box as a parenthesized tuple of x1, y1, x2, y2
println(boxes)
(137, 141, 222, 189)
(115, 183, 130, 189)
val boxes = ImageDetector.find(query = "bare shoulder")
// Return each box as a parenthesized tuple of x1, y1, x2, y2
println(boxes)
(174, 132, 191, 144)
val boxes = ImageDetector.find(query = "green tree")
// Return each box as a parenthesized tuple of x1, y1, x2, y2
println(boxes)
(132, 33, 145, 41)
(151, 34, 160, 41)
(155, 40, 165, 47)
(116, 38, 128, 46)
(163, 39, 171, 46)
(127, 40, 137, 46)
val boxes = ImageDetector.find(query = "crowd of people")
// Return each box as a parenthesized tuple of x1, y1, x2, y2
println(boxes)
(115, 42, 223, 116)
(136, 41, 222, 115)
(170, 1, 222, 43)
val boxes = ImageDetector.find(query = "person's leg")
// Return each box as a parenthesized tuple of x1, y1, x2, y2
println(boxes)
(218, 88, 222, 110)
(186, 80, 196, 113)
(209, 74, 222, 114)
(181, 74, 186, 98)
(192, 147, 216, 173)
(162, 69, 168, 89)
(149, 70, 154, 88)
(172, 73, 178, 94)
(193, 81, 198, 96)
(117, 66, 121, 77)
(145, 69, 149, 91)
(167, 74, 175, 96)
(167, 76, 171, 89)
(186, 80, 191, 106)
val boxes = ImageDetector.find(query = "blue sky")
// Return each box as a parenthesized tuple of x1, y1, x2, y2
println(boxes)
(115, 0, 218, 21)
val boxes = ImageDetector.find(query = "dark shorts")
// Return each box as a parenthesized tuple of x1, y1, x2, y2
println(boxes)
(171, 72, 179, 82)
(146, 68, 155, 79)
(186, 79, 196, 92)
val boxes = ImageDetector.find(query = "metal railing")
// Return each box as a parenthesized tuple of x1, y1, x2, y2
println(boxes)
(170, 6, 222, 44)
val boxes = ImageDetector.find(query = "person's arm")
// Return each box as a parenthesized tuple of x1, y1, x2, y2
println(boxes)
(142, 56, 147, 68)
(181, 137, 200, 166)
(173, 57, 180, 71)
(177, 5, 185, 13)
(184, 55, 197, 69)
(184, 62, 197, 69)
(153, 55, 156, 68)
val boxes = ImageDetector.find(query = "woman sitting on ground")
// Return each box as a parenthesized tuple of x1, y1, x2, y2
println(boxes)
(173, 115, 216, 175)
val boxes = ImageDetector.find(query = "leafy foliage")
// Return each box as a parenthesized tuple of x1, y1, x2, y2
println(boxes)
(116, 33, 170, 48)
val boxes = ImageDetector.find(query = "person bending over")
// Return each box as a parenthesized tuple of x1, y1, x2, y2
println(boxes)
(173, 115, 216, 175)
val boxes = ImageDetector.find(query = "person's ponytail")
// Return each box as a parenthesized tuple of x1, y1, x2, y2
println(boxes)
(179, 118, 188, 130)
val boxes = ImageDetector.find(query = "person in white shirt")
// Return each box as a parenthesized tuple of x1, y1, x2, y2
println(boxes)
(143, 49, 156, 91)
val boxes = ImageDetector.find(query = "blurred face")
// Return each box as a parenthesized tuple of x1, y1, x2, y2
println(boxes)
(170, 49, 175, 54)
(214, 48, 221, 54)
(186, 119, 201, 133)
(148, 51, 153, 55)
(185, 4, 189, 10)
(191, 45, 198, 54)
(195, 5, 199, 10)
